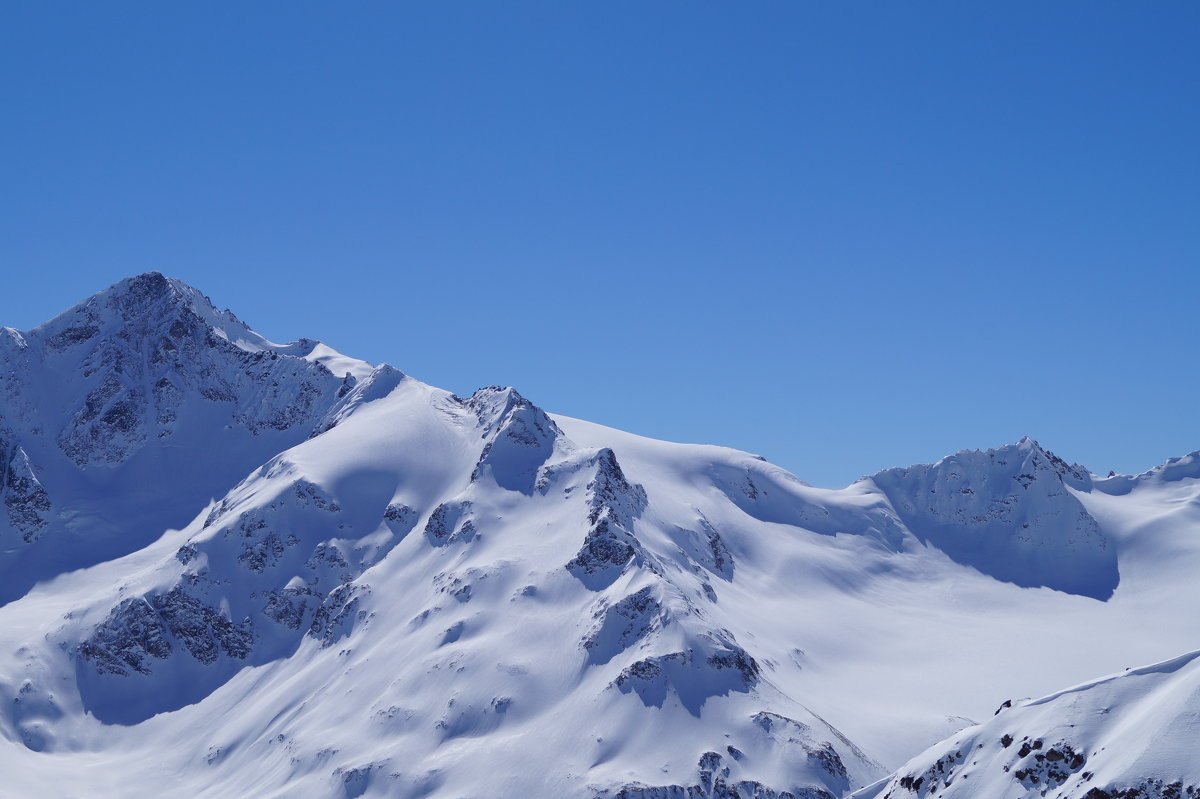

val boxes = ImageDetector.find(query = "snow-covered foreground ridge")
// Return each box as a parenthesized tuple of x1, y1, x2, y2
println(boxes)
(0, 273, 1195, 798)
(856, 650, 1200, 799)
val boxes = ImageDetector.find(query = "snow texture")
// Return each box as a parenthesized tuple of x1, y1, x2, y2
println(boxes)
(858, 650, 1200, 799)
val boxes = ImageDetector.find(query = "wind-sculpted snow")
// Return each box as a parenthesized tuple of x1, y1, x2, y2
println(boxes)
(2, 275, 1199, 798)
(1136, 450, 1200, 484)
(1093, 449, 1200, 496)
(311, 364, 407, 438)
(861, 650, 1200, 799)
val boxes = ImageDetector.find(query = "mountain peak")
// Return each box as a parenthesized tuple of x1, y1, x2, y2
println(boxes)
(871, 437, 1089, 490)
(869, 436, 1115, 599)
(0, 273, 376, 473)
(75, 272, 271, 353)
(22, 274, 377, 382)
(23, 272, 260, 355)
(936, 437, 1092, 490)
(77, 271, 202, 321)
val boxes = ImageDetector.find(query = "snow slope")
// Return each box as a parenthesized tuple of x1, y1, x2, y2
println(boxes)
(857, 650, 1200, 799)
(0, 274, 1196, 798)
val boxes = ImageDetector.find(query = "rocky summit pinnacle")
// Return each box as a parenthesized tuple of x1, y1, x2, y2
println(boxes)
(36, 272, 267, 354)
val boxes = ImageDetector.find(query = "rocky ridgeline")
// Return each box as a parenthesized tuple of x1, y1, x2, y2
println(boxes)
(24, 273, 353, 466)
(881, 734, 1197, 799)
(594, 715, 861, 799)
(582, 585, 666, 665)
(565, 447, 652, 589)
(79, 589, 253, 677)
(0, 434, 53, 544)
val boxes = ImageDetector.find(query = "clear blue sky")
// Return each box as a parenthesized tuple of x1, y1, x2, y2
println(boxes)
(2, 3, 1197, 487)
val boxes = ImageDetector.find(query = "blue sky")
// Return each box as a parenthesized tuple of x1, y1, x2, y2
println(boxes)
(1, 2, 1197, 487)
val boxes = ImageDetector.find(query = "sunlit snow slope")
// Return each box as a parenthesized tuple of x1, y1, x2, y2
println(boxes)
(0, 275, 1195, 799)
(857, 649, 1200, 799)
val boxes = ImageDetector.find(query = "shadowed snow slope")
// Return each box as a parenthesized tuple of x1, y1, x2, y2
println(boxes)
(0, 275, 1196, 798)
(868, 438, 1118, 599)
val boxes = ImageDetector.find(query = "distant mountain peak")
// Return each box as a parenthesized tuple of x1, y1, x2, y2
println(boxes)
(881, 437, 1092, 491)
(869, 436, 1115, 599)
(35, 271, 274, 355)
(0, 274, 379, 585)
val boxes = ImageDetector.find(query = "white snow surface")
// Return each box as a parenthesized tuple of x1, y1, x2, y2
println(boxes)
(855, 649, 1200, 799)
(0, 274, 1196, 798)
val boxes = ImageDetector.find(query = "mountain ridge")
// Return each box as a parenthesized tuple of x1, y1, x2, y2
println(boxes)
(0, 274, 1196, 798)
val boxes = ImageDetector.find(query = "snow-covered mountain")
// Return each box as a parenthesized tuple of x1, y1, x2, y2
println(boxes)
(0, 274, 1196, 798)
(0, 272, 372, 602)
